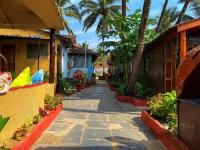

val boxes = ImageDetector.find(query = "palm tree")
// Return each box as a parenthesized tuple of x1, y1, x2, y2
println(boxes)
(79, 0, 121, 33)
(176, 0, 190, 24)
(56, 0, 81, 34)
(189, 0, 200, 16)
(156, 0, 168, 33)
(156, 7, 178, 33)
(127, 0, 152, 95)
(122, 0, 126, 17)
(157, 7, 193, 33)
(81, 42, 89, 49)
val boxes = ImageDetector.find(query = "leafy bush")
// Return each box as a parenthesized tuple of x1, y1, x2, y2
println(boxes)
(117, 84, 126, 96)
(62, 79, 75, 95)
(32, 115, 40, 124)
(167, 112, 178, 134)
(44, 94, 63, 110)
(135, 81, 153, 98)
(135, 82, 145, 98)
(148, 91, 178, 133)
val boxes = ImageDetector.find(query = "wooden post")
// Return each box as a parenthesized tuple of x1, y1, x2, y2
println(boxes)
(49, 28, 56, 83)
(180, 31, 187, 63)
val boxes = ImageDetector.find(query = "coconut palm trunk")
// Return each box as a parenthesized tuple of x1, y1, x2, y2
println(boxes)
(176, 0, 190, 24)
(127, 0, 152, 95)
(122, 0, 126, 17)
(156, 0, 168, 33)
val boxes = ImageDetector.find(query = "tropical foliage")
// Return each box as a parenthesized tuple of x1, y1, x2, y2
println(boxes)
(148, 91, 178, 133)
(98, 10, 157, 87)
(156, 7, 193, 33)
(56, 0, 81, 34)
(79, 0, 121, 33)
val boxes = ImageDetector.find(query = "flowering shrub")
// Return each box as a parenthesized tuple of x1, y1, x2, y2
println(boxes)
(44, 94, 63, 111)
(73, 71, 85, 86)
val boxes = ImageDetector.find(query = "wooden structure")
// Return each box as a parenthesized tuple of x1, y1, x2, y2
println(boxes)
(177, 46, 200, 150)
(139, 18, 200, 94)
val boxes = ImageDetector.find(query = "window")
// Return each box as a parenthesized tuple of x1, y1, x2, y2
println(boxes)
(27, 43, 48, 58)
(69, 55, 85, 68)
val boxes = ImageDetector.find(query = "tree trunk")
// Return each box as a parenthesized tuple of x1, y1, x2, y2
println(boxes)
(127, 0, 152, 95)
(176, 0, 190, 24)
(122, 0, 126, 17)
(156, 0, 168, 33)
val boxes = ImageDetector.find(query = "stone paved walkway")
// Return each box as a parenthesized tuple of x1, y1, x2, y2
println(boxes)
(32, 80, 166, 150)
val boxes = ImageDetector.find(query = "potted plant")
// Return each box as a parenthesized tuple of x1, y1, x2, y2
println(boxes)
(73, 71, 85, 92)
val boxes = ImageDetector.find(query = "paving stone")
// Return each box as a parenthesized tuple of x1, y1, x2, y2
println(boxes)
(48, 123, 70, 133)
(83, 128, 111, 140)
(32, 81, 166, 150)
(81, 140, 112, 150)
(88, 113, 107, 121)
(60, 125, 84, 144)
(86, 120, 109, 128)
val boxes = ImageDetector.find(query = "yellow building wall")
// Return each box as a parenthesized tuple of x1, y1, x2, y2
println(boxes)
(0, 83, 55, 142)
(0, 38, 60, 83)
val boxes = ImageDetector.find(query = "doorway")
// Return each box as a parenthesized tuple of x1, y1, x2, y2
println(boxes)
(0, 44, 15, 72)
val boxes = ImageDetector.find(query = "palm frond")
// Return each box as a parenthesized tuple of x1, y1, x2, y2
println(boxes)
(65, 4, 82, 21)
(96, 17, 104, 33)
(190, 0, 200, 16)
(64, 19, 73, 34)
(56, 0, 70, 7)
(83, 11, 99, 32)
(79, 0, 98, 9)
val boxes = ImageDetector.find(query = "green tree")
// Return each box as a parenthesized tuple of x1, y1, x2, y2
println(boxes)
(98, 10, 157, 87)
(81, 41, 89, 49)
(156, 7, 193, 33)
(176, 0, 190, 24)
(189, 0, 200, 16)
(127, 0, 152, 95)
(56, 0, 81, 34)
(156, 0, 168, 33)
(79, 0, 121, 33)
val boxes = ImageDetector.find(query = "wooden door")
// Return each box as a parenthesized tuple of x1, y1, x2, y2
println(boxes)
(0, 45, 15, 72)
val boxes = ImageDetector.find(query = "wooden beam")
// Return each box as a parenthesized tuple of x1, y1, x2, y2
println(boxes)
(49, 28, 56, 83)
(180, 31, 187, 63)
(177, 19, 200, 32)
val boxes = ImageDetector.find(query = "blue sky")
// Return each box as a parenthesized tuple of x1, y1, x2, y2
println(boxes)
(60, 0, 189, 50)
